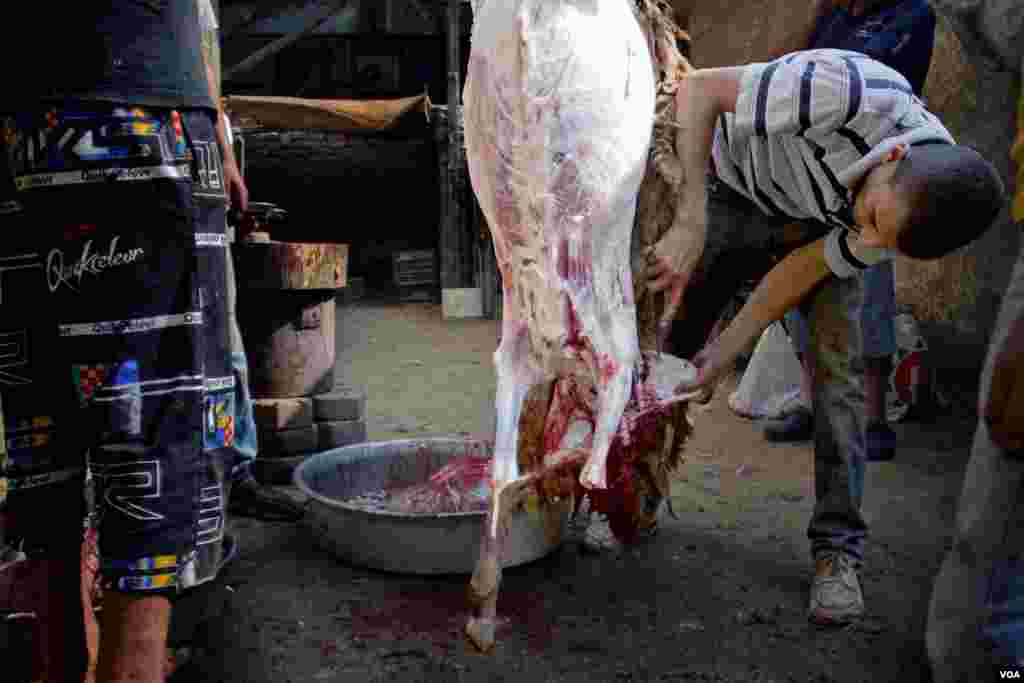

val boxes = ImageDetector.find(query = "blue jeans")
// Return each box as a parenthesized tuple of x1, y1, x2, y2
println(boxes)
(927, 244, 1024, 680)
(225, 248, 258, 480)
(694, 181, 869, 562)
(785, 260, 896, 361)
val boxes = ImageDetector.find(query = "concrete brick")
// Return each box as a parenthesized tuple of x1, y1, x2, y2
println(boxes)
(252, 455, 308, 486)
(258, 424, 318, 457)
(316, 418, 368, 450)
(312, 386, 366, 422)
(253, 397, 314, 431)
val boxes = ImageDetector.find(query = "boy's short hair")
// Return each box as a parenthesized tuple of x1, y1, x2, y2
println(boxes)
(893, 144, 1005, 260)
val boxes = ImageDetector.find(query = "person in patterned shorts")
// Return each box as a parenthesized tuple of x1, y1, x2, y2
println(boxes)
(0, 3, 248, 681)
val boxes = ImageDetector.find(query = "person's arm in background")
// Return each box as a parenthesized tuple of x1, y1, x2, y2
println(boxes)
(882, 0, 937, 95)
(203, 53, 248, 214)
(197, 0, 248, 214)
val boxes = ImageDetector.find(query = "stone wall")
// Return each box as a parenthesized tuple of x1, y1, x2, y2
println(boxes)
(922, 0, 1023, 371)
(242, 129, 440, 285)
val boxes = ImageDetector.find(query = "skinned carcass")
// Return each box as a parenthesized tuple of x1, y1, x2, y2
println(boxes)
(462, 0, 691, 652)
(464, 0, 656, 495)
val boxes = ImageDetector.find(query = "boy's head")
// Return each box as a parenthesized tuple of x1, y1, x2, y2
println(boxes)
(853, 143, 1005, 258)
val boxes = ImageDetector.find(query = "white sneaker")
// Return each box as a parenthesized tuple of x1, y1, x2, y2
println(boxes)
(808, 552, 865, 625)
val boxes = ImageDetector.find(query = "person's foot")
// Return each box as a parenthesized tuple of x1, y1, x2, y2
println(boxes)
(808, 551, 864, 625)
(764, 407, 813, 442)
(579, 494, 661, 555)
(581, 514, 658, 554)
(228, 476, 306, 522)
(866, 421, 897, 462)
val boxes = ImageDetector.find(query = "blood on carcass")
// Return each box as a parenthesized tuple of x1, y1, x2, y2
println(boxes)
(460, 0, 696, 651)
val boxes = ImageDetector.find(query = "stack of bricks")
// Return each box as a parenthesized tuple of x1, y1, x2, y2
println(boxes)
(251, 385, 368, 485)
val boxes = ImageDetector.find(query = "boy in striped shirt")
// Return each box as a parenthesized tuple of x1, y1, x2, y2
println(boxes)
(648, 48, 1004, 625)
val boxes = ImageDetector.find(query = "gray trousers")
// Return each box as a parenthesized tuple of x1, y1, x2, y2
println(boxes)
(927, 244, 1024, 680)
(693, 182, 869, 561)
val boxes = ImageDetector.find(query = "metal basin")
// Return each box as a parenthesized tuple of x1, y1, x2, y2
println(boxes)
(293, 437, 572, 575)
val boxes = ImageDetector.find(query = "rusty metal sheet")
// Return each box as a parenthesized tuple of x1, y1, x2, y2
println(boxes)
(235, 241, 348, 290)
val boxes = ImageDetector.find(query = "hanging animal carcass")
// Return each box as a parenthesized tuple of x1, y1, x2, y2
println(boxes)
(461, 0, 697, 652)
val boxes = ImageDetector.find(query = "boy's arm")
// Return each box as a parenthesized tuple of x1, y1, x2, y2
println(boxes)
(645, 66, 744, 345)
(677, 224, 899, 393)
(676, 236, 833, 394)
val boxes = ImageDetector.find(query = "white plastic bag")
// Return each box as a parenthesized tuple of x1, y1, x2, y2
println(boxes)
(728, 321, 808, 420)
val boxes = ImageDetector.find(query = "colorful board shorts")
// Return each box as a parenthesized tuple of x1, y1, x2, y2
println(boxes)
(0, 101, 236, 594)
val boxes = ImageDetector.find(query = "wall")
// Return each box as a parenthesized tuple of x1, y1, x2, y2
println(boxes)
(923, 0, 1023, 372)
(222, 35, 280, 94)
(243, 129, 440, 287)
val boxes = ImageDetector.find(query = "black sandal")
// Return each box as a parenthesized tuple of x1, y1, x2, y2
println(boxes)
(228, 477, 307, 522)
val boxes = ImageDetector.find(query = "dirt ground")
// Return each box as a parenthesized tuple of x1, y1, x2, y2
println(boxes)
(167, 299, 978, 683)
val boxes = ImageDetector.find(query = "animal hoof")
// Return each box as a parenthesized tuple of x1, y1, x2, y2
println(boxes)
(465, 617, 497, 653)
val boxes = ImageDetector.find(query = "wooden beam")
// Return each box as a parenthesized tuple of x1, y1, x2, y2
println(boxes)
(440, 0, 465, 291)
(224, 0, 351, 81)
(405, 0, 436, 24)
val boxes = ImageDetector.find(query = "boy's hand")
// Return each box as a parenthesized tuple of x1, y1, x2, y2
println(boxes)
(645, 193, 707, 294)
(674, 344, 720, 404)
(984, 313, 1024, 453)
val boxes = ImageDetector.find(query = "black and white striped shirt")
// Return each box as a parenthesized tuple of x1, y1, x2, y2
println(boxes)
(711, 49, 955, 277)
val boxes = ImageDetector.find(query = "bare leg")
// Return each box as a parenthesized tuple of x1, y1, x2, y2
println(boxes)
(83, 532, 100, 683)
(96, 592, 171, 683)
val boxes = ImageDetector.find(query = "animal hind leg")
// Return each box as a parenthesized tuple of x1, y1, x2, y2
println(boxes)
(466, 317, 535, 652)
(580, 360, 635, 490)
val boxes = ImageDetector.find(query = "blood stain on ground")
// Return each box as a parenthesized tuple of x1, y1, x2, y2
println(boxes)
(350, 582, 556, 653)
